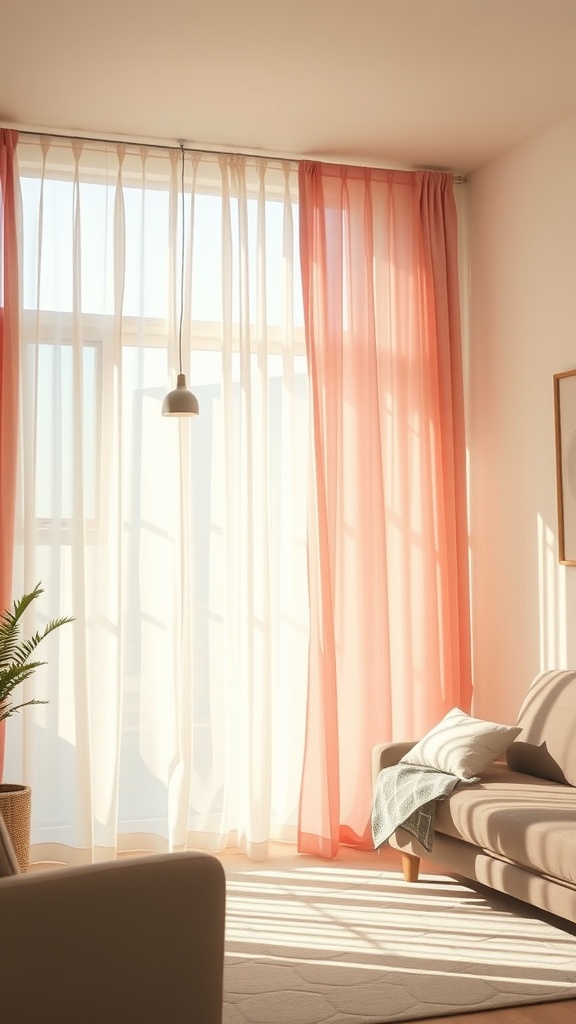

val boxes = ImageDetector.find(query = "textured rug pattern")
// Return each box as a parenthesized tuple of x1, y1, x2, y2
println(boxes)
(220, 848, 576, 1024)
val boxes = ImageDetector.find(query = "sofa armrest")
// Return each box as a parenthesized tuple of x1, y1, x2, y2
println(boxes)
(1, 851, 225, 1024)
(372, 740, 417, 788)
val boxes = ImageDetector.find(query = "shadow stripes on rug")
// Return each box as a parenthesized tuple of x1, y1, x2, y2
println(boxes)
(220, 852, 576, 1024)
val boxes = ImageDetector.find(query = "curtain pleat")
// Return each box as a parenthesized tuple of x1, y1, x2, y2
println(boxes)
(0, 129, 19, 780)
(298, 162, 472, 857)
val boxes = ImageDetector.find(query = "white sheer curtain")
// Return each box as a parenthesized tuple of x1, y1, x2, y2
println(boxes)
(7, 137, 309, 863)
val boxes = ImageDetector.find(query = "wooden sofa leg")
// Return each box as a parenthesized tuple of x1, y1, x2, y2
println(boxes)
(401, 852, 420, 882)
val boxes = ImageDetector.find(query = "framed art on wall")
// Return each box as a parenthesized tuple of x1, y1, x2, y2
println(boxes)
(554, 369, 576, 565)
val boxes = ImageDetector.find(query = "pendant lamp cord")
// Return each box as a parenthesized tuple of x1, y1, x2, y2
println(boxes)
(178, 142, 185, 376)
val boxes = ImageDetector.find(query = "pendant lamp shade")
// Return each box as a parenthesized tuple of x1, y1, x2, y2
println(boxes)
(162, 373, 199, 416)
(162, 143, 200, 418)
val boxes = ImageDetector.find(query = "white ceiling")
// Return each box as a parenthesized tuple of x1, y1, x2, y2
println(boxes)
(2, 0, 576, 174)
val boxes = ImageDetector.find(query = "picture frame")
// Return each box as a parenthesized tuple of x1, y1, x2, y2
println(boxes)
(553, 369, 576, 565)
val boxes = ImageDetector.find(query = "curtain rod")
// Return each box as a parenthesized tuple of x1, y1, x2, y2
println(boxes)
(6, 124, 467, 183)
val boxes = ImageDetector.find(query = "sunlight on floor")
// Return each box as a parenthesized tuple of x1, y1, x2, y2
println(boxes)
(222, 855, 576, 989)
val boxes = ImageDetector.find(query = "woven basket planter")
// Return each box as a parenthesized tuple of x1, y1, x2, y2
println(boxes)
(0, 784, 31, 872)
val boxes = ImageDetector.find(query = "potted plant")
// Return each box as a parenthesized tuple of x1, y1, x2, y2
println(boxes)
(0, 581, 74, 870)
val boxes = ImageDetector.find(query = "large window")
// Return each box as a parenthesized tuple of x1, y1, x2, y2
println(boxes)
(9, 139, 310, 859)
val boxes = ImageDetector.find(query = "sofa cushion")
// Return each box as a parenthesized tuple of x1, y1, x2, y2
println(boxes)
(399, 707, 521, 781)
(434, 762, 576, 886)
(506, 669, 576, 785)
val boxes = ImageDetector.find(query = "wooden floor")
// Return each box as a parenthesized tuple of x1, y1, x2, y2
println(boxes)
(417, 1001, 576, 1022)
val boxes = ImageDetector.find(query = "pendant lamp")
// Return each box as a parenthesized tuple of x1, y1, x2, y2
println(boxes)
(162, 143, 199, 417)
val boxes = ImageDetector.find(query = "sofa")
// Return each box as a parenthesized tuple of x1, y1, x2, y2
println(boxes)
(372, 668, 576, 925)
(0, 816, 226, 1024)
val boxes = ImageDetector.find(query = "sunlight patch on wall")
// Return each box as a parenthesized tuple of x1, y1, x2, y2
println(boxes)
(537, 513, 566, 670)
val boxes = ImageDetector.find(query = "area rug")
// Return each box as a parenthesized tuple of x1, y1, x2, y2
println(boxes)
(219, 845, 576, 1023)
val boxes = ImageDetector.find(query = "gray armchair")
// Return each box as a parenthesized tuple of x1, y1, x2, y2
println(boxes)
(0, 816, 226, 1024)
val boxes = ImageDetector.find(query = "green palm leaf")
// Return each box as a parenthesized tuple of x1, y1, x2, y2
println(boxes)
(0, 582, 74, 723)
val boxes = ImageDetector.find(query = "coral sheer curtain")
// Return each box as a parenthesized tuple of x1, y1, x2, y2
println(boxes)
(0, 129, 19, 780)
(297, 162, 471, 857)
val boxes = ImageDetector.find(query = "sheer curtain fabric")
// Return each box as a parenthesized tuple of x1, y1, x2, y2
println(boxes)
(6, 142, 471, 864)
(0, 129, 20, 778)
(7, 139, 309, 862)
(298, 162, 471, 857)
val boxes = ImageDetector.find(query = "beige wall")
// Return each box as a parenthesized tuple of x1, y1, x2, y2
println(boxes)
(467, 112, 576, 723)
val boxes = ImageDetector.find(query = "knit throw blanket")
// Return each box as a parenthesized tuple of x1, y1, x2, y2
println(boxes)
(371, 763, 463, 853)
